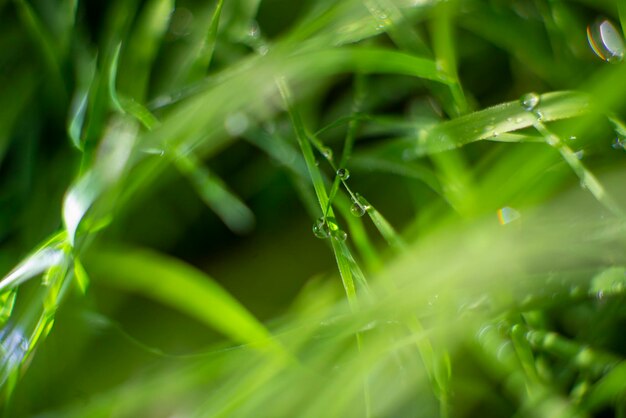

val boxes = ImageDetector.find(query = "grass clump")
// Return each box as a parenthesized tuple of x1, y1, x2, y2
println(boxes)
(1, 0, 626, 417)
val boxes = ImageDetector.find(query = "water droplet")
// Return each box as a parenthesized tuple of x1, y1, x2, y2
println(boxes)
(569, 136, 577, 141)
(312, 217, 330, 239)
(224, 113, 249, 137)
(142, 148, 165, 156)
(248, 21, 261, 39)
(587, 19, 625, 63)
(350, 202, 366, 217)
(520, 93, 540, 111)
(169, 8, 194, 38)
(545, 134, 559, 147)
(612, 137, 625, 150)
(331, 229, 347, 242)
(257, 45, 269, 56)
(321, 147, 333, 160)
(575, 150, 584, 160)
(535, 110, 544, 121)
(354, 193, 371, 211)
(496, 341, 513, 362)
(476, 324, 493, 343)
(497, 206, 521, 225)
(336, 168, 350, 180)
(428, 294, 439, 307)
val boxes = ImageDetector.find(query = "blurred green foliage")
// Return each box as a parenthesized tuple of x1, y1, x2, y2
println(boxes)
(1, 0, 626, 417)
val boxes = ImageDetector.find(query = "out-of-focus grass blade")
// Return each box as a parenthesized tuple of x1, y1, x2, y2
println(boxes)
(419, 91, 592, 156)
(119, 97, 160, 130)
(583, 362, 626, 413)
(0, 69, 37, 164)
(0, 232, 66, 292)
(108, 42, 124, 112)
(619, 1, 626, 36)
(532, 121, 623, 216)
(364, 0, 430, 56)
(192, 0, 224, 75)
(67, 75, 94, 150)
(350, 154, 442, 195)
(460, 5, 570, 85)
(291, 47, 451, 84)
(109, 93, 255, 235)
(13, 0, 67, 102)
(72, 257, 89, 294)
(63, 171, 103, 245)
(86, 247, 276, 350)
(430, 0, 467, 115)
(174, 152, 255, 234)
(0, 291, 16, 327)
(120, 0, 173, 101)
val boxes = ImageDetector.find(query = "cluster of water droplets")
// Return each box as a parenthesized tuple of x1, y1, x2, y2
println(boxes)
(312, 217, 347, 242)
(310, 167, 374, 239)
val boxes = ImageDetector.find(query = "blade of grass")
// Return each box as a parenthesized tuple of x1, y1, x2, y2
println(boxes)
(119, 0, 173, 101)
(420, 91, 593, 156)
(86, 246, 278, 352)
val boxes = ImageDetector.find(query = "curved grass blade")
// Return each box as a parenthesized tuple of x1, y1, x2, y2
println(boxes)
(120, 0, 173, 101)
(193, 0, 225, 74)
(86, 246, 277, 352)
(419, 91, 593, 156)
(112, 96, 256, 234)
(290, 47, 451, 84)
(0, 232, 66, 292)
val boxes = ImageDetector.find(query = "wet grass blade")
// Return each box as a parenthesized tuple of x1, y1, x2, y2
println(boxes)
(420, 91, 593, 156)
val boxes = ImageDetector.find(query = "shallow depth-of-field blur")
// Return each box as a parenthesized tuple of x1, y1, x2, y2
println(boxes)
(2, 0, 626, 417)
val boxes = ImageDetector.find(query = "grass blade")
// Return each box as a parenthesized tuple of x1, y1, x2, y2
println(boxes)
(86, 246, 276, 351)
(420, 91, 593, 156)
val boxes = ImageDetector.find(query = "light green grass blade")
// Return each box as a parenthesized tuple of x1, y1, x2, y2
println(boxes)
(0, 232, 66, 292)
(119, 0, 173, 101)
(533, 121, 623, 216)
(86, 246, 276, 350)
(292, 47, 451, 83)
(420, 91, 593, 156)
(0, 68, 37, 162)
(193, 0, 225, 75)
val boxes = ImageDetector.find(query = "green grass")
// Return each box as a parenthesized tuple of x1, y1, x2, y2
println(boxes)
(1, 0, 626, 417)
